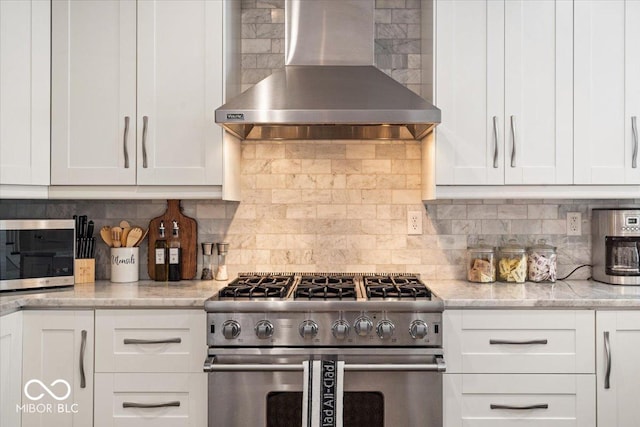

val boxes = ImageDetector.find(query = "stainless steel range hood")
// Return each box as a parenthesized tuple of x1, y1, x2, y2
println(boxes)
(215, 0, 440, 141)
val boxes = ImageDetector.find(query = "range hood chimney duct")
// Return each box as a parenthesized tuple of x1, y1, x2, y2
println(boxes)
(215, 0, 441, 141)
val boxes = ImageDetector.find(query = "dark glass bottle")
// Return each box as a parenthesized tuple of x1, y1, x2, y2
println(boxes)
(154, 221, 168, 281)
(168, 220, 181, 281)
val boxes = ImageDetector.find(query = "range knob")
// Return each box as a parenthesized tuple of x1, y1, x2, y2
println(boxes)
(376, 320, 395, 340)
(409, 320, 428, 339)
(354, 316, 374, 337)
(221, 320, 241, 339)
(255, 320, 274, 339)
(299, 320, 319, 339)
(332, 320, 350, 340)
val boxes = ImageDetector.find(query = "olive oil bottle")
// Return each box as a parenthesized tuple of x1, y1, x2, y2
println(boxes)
(154, 221, 168, 281)
(168, 220, 182, 281)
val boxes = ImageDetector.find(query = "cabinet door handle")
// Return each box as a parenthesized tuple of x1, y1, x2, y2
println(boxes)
(604, 331, 612, 389)
(80, 330, 87, 389)
(632, 116, 638, 169)
(510, 115, 517, 167)
(492, 116, 499, 168)
(123, 401, 180, 409)
(123, 338, 182, 345)
(123, 116, 130, 169)
(142, 115, 149, 168)
(490, 404, 548, 410)
(489, 339, 548, 345)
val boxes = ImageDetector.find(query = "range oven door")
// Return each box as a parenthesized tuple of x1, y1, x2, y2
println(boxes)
(204, 348, 445, 427)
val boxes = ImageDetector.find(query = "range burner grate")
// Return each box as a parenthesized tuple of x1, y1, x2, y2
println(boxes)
(364, 275, 431, 300)
(218, 274, 295, 299)
(295, 275, 357, 300)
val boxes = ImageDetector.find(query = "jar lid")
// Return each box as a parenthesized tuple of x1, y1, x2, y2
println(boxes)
(499, 239, 525, 254)
(467, 239, 495, 253)
(528, 238, 556, 251)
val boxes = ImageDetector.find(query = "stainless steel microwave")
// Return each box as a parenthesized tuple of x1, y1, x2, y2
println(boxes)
(0, 219, 75, 292)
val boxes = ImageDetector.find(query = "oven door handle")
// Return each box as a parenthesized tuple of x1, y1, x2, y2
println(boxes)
(203, 356, 446, 373)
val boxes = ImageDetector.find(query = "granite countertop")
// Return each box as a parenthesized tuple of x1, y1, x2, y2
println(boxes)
(3, 279, 640, 316)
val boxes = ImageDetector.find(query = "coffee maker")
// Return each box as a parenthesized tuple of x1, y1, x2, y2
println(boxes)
(592, 208, 640, 285)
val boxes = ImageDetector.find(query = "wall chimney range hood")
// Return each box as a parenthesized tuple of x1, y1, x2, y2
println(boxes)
(215, 0, 441, 141)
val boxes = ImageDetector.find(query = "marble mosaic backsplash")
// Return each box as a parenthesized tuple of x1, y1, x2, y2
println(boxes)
(2, 140, 638, 281)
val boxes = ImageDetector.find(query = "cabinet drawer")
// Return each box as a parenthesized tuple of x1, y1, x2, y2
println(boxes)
(444, 310, 595, 373)
(95, 309, 205, 373)
(94, 373, 206, 427)
(444, 374, 596, 427)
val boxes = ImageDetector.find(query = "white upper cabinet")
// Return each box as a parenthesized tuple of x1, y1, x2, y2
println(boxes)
(51, 0, 224, 187)
(574, 0, 640, 184)
(436, 0, 573, 186)
(0, 0, 50, 188)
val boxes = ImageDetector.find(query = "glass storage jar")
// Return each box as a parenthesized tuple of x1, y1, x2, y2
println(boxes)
(497, 240, 527, 283)
(466, 239, 496, 283)
(527, 239, 557, 282)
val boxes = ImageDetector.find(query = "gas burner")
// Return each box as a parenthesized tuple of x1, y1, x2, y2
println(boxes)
(364, 275, 431, 300)
(218, 274, 294, 299)
(295, 275, 357, 299)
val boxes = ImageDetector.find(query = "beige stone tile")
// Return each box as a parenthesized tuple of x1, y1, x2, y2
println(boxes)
(232, 204, 257, 219)
(376, 234, 407, 249)
(377, 175, 406, 189)
(240, 189, 272, 204)
(240, 174, 257, 190)
(271, 249, 315, 265)
(255, 174, 286, 189)
(375, 264, 406, 273)
(497, 204, 528, 219)
(286, 205, 317, 219)
(258, 219, 303, 234)
(435, 264, 466, 280)
(347, 204, 377, 219)
(362, 159, 391, 174)
(358, 249, 392, 264)
(285, 143, 316, 159)
(196, 203, 226, 219)
(413, 265, 437, 279)
(242, 145, 256, 159)
(528, 204, 559, 219)
(361, 189, 392, 204)
(346, 234, 377, 249)
(256, 234, 288, 249)
(361, 219, 393, 235)
(255, 264, 286, 272)
(256, 144, 285, 159)
(241, 249, 272, 265)
(390, 219, 406, 235)
(301, 159, 332, 173)
(317, 174, 347, 189)
(437, 235, 467, 249)
(346, 145, 376, 159)
(286, 174, 317, 189)
(406, 143, 421, 159)
(346, 175, 377, 189)
(481, 219, 511, 234)
(317, 204, 347, 219)
(254, 204, 287, 219)
(467, 204, 497, 219)
(407, 234, 438, 249)
(242, 159, 272, 174)
(286, 234, 316, 249)
(377, 205, 392, 219)
(332, 160, 362, 174)
(511, 219, 542, 234)
(376, 144, 406, 159)
(301, 189, 332, 203)
(313, 219, 362, 235)
(271, 159, 301, 173)
(332, 189, 362, 204)
(542, 219, 566, 235)
(226, 234, 256, 250)
(391, 159, 421, 174)
(346, 264, 377, 273)
(436, 204, 467, 219)
(271, 189, 301, 203)
(451, 219, 481, 235)
(406, 174, 421, 189)
(392, 189, 421, 204)
(392, 250, 422, 264)
(315, 143, 346, 159)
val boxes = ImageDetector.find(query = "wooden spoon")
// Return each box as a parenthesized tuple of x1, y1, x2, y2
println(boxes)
(119, 220, 130, 229)
(134, 227, 149, 247)
(126, 227, 143, 247)
(121, 227, 131, 247)
(111, 226, 122, 248)
(100, 226, 113, 247)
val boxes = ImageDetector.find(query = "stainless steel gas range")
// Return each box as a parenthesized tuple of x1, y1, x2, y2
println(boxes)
(204, 273, 445, 427)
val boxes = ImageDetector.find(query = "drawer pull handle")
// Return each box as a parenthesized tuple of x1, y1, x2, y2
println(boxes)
(123, 338, 181, 345)
(123, 401, 180, 409)
(492, 116, 499, 168)
(489, 339, 548, 345)
(490, 404, 548, 410)
(80, 330, 87, 389)
(123, 116, 130, 168)
(604, 331, 612, 389)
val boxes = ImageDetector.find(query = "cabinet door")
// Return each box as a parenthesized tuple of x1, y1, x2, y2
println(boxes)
(22, 311, 94, 427)
(596, 311, 640, 426)
(504, 0, 573, 184)
(0, 312, 22, 427)
(435, 0, 504, 185)
(136, 0, 223, 186)
(574, 1, 640, 184)
(51, 0, 136, 185)
(0, 0, 50, 186)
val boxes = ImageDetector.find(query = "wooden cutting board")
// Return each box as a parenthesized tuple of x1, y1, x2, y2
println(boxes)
(147, 200, 197, 280)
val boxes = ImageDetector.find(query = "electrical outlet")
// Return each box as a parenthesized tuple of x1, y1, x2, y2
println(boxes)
(407, 211, 422, 235)
(567, 212, 582, 236)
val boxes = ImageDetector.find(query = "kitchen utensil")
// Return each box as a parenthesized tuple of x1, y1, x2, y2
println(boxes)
(86, 220, 94, 238)
(112, 226, 122, 248)
(201, 243, 214, 280)
(100, 226, 113, 247)
(119, 220, 130, 229)
(121, 227, 131, 247)
(147, 200, 197, 280)
(135, 227, 149, 247)
(126, 227, 143, 247)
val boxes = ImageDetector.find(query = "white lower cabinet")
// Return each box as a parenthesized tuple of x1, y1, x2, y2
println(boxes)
(0, 311, 23, 427)
(444, 374, 596, 427)
(596, 311, 640, 426)
(21, 310, 94, 427)
(443, 309, 596, 427)
(94, 373, 206, 427)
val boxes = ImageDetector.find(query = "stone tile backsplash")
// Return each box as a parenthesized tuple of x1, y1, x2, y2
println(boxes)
(2, 140, 638, 281)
